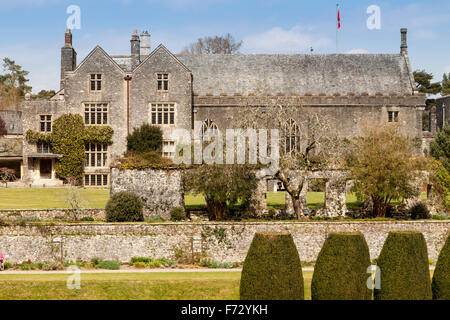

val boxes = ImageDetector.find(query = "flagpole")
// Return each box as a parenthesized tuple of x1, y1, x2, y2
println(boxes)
(336, 4, 339, 53)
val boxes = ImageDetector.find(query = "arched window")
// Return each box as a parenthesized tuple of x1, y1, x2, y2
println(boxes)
(201, 119, 219, 139)
(282, 119, 300, 155)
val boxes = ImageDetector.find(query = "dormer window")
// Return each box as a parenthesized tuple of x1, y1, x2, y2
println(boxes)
(90, 74, 102, 91)
(157, 73, 169, 91)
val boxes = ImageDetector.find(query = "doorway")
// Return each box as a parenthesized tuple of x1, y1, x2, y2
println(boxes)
(39, 159, 52, 179)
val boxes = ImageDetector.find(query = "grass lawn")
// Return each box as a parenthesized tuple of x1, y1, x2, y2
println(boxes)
(0, 188, 431, 210)
(0, 188, 110, 209)
(0, 271, 313, 300)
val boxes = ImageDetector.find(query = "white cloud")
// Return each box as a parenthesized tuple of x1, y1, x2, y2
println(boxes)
(346, 48, 369, 54)
(444, 66, 450, 73)
(242, 25, 331, 54)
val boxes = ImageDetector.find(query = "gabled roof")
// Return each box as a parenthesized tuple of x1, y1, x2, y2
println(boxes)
(72, 46, 125, 74)
(133, 44, 191, 73)
(177, 53, 416, 96)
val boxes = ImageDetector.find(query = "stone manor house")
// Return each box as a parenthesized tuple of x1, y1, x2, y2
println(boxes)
(0, 28, 439, 187)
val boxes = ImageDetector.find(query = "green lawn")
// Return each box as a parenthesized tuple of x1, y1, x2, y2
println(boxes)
(0, 271, 313, 300)
(0, 188, 110, 209)
(0, 188, 430, 210)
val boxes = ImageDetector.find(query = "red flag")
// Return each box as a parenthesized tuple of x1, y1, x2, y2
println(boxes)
(337, 7, 341, 29)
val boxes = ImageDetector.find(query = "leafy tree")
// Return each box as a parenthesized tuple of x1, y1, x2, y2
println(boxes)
(345, 125, 426, 217)
(413, 70, 442, 95)
(184, 164, 257, 220)
(180, 33, 242, 55)
(442, 73, 450, 96)
(0, 116, 7, 136)
(31, 90, 56, 100)
(0, 58, 31, 109)
(126, 124, 163, 154)
(430, 124, 450, 172)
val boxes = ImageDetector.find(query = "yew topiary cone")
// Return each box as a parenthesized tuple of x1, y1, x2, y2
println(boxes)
(374, 231, 432, 300)
(240, 232, 304, 300)
(311, 232, 372, 300)
(432, 234, 450, 300)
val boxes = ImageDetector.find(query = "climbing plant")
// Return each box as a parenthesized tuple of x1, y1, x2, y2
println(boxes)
(25, 114, 113, 185)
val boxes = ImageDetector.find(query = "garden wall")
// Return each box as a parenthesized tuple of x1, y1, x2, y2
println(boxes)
(1, 221, 448, 264)
(110, 168, 184, 220)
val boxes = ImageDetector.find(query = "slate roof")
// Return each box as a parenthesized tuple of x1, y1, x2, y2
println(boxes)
(111, 52, 416, 96)
(177, 54, 416, 96)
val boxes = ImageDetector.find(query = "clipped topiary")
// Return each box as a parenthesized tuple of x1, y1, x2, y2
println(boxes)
(432, 234, 450, 300)
(374, 231, 432, 300)
(106, 191, 144, 222)
(311, 232, 372, 300)
(240, 232, 304, 300)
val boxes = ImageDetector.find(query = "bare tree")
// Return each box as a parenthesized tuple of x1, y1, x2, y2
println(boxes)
(180, 33, 242, 55)
(234, 97, 345, 220)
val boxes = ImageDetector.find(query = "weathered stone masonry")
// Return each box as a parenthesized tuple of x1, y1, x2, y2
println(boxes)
(0, 221, 448, 263)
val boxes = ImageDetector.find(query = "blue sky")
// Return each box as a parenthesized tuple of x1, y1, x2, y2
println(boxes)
(0, 0, 449, 93)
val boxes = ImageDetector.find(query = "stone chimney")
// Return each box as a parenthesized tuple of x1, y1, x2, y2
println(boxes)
(140, 30, 151, 56)
(60, 28, 77, 89)
(130, 29, 141, 69)
(400, 28, 408, 55)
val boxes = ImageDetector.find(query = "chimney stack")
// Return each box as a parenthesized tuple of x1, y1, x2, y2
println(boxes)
(130, 29, 141, 69)
(140, 30, 151, 56)
(60, 29, 77, 89)
(400, 28, 408, 55)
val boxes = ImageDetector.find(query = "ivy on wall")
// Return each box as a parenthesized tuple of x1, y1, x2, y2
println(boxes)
(25, 114, 114, 184)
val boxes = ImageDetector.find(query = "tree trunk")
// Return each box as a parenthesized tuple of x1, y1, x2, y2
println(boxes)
(372, 196, 387, 218)
(206, 199, 227, 221)
(292, 196, 306, 220)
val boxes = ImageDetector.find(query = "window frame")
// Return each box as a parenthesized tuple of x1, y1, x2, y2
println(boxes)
(89, 73, 103, 92)
(150, 103, 176, 127)
(159, 140, 176, 159)
(39, 115, 52, 133)
(156, 73, 170, 92)
(84, 174, 109, 187)
(282, 119, 301, 155)
(83, 103, 109, 125)
(37, 141, 52, 154)
(84, 143, 109, 168)
(388, 111, 399, 123)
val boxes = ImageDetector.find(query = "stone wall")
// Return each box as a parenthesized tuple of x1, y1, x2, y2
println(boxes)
(0, 209, 105, 221)
(110, 167, 184, 219)
(1, 221, 447, 264)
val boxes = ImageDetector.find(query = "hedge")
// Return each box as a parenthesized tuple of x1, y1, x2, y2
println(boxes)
(374, 231, 432, 300)
(240, 232, 304, 300)
(311, 232, 372, 300)
(432, 234, 450, 300)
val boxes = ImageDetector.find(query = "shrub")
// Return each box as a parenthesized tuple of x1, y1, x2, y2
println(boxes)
(199, 260, 234, 269)
(126, 124, 162, 154)
(409, 202, 431, 220)
(106, 192, 144, 222)
(240, 232, 304, 300)
(170, 207, 186, 221)
(311, 232, 372, 300)
(90, 258, 100, 267)
(130, 257, 152, 264)
(374, 231, 432, 300)
(97, 260, 120, 270)
(133, 261, 147, 269)
(432, 235, 450, 300)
